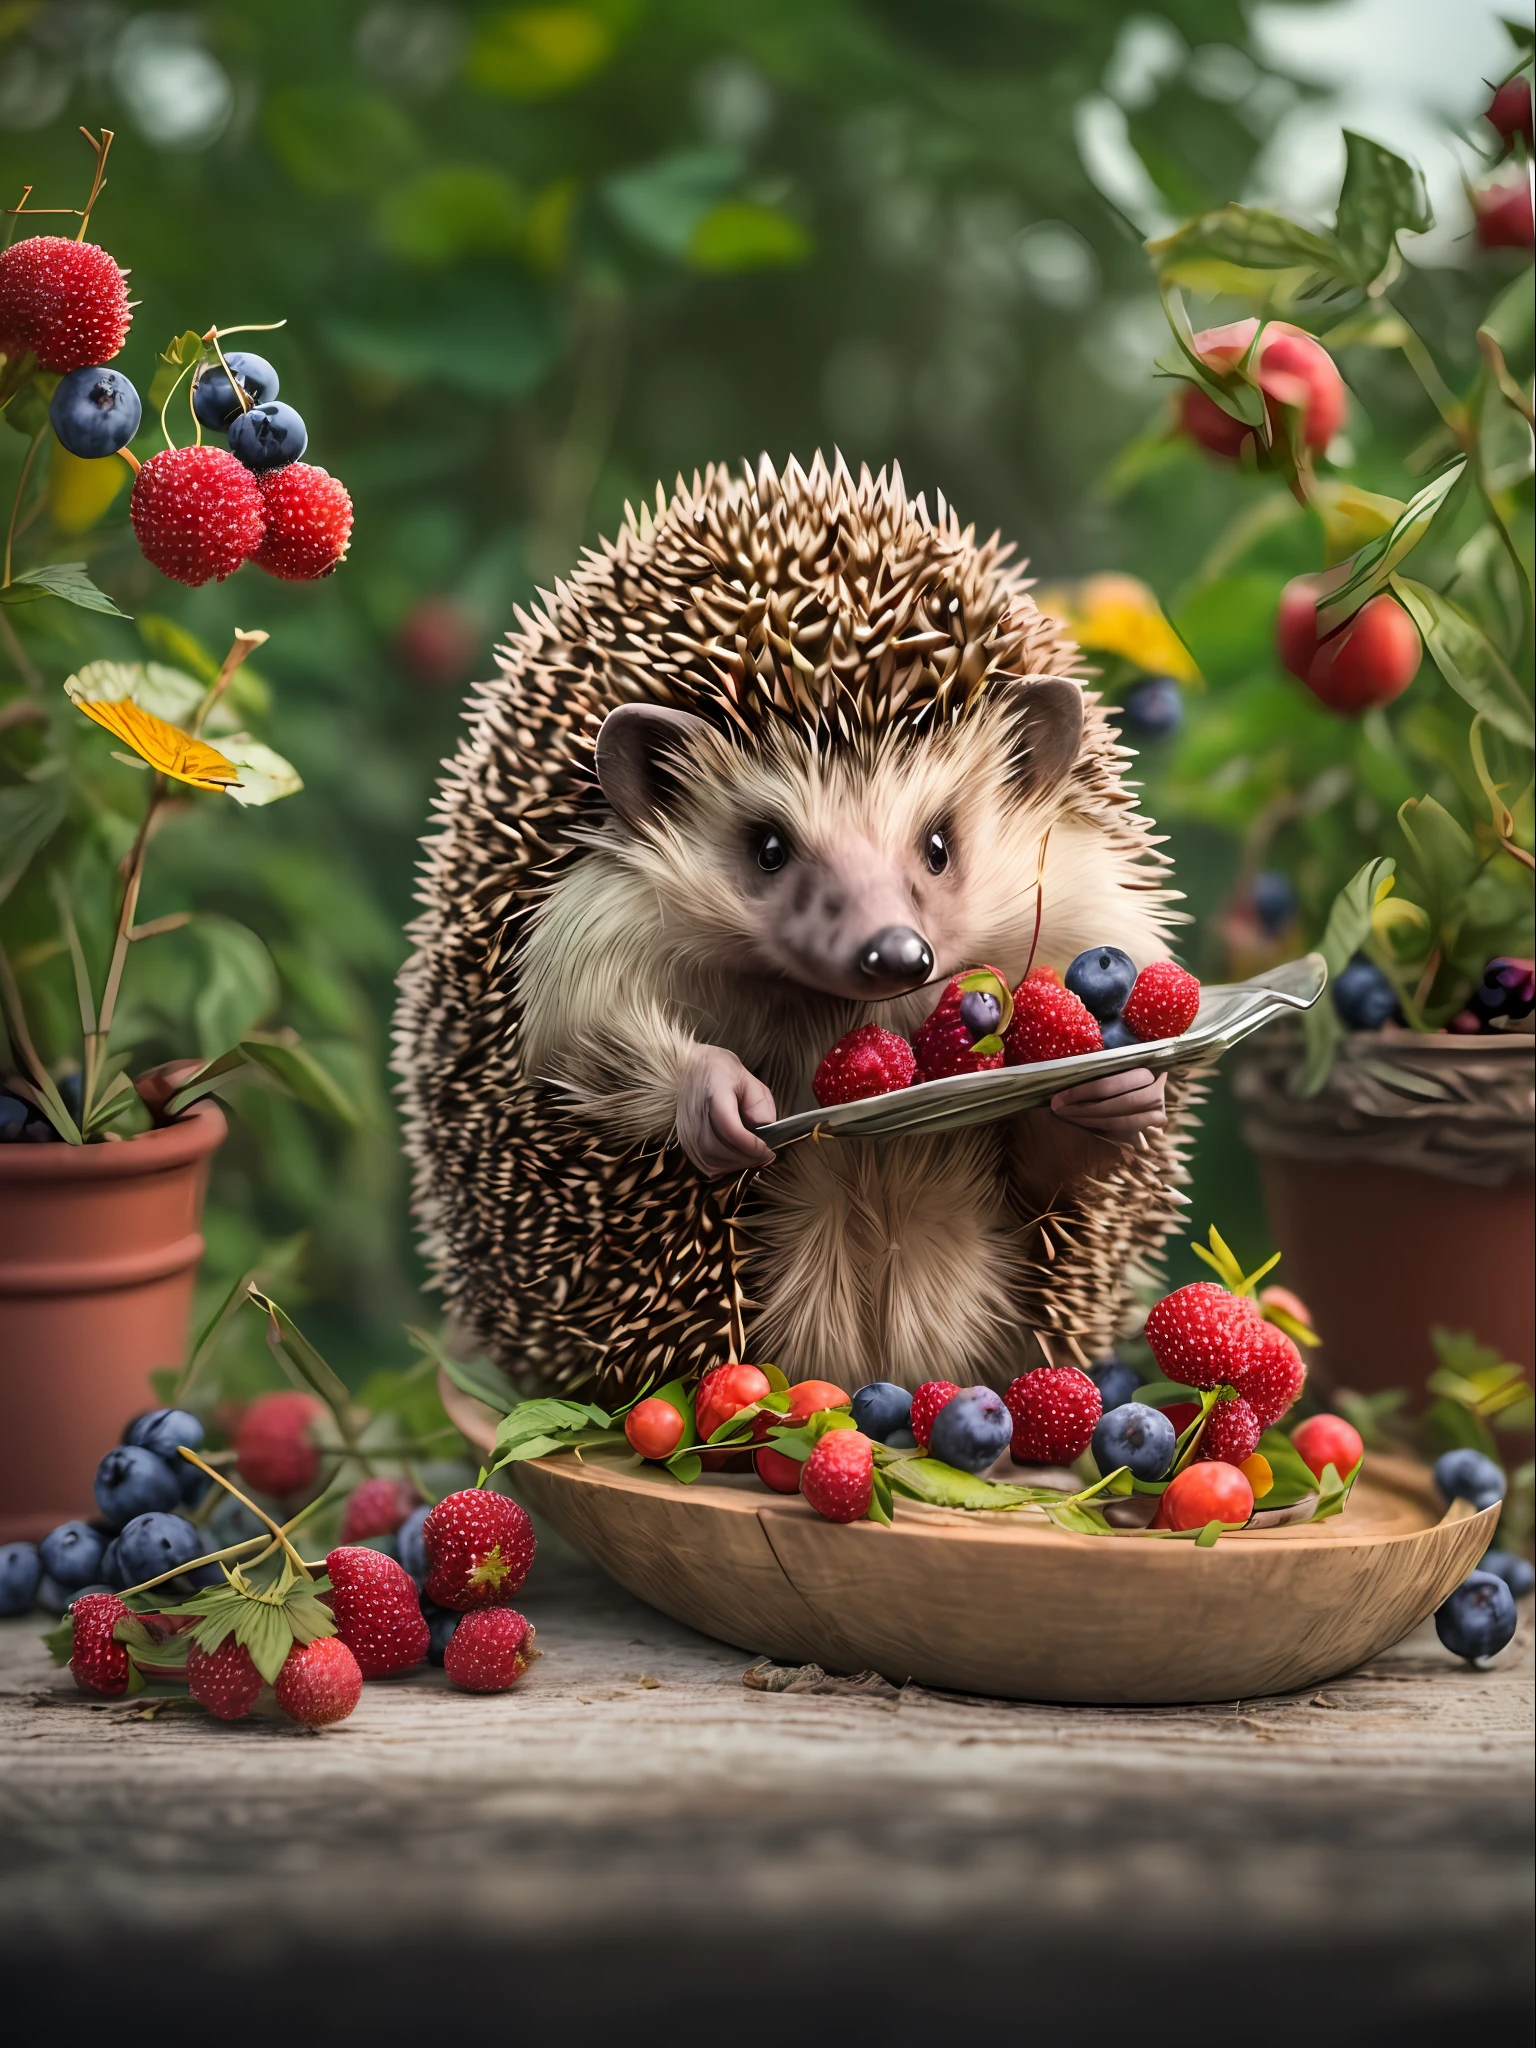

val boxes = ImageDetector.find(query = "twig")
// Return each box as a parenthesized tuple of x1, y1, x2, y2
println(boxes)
(3, 427, 45, 589)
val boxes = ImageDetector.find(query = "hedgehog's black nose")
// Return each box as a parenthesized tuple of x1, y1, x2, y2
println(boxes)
(858, 926, 934, 987)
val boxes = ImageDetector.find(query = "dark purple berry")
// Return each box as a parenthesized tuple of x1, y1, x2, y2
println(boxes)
(958, 989, 1002, 1040)
(192, 350, 279, 429)
(1251, 870, 1297, 934)
(1065, 946, 1137, 1022)
(1435, 1571, 1517, 1662)
(850, 1381, 913, 1443)
(227, 399, 307, 472)
(49, 365, 141, 458)
(928, 1385, 1012, 1474)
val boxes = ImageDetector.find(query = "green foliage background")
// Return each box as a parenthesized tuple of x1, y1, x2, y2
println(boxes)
(4, 0, 1522, 1383)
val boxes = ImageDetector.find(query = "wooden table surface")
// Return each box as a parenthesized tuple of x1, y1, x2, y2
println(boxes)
(2, 1541, 1530, 2048)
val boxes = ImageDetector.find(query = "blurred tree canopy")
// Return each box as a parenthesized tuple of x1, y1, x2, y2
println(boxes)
(3, 0, 1348, 1373)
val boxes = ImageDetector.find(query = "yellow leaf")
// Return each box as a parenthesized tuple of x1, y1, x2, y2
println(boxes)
(49, 446, 129, 536)
(68, 693, 240, 793)
(1035, 572, 1201, 683)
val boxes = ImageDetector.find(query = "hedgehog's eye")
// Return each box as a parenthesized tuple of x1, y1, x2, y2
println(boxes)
(756, 827, 791, 874)
(924, 827, 950, 875)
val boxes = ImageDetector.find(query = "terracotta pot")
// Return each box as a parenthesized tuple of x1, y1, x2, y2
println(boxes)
(1236, 1031, 1534, 1399)
(0, 1100, 225, 1541)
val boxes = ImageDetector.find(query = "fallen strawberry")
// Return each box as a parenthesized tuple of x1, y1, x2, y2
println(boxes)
(186, 1636, 263, 1721)
(69, 1591, 131, 1696)
(443, 1608, 538, 1693)
(325, 1546, 431, 1676)
(275, 1636, 363, 1726)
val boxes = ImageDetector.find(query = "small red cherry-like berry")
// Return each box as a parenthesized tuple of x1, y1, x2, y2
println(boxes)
(1277, 576, 1422, 715)
(754, 1444, 803, 1493)
(625, 1397, 686, 1461)
(694, 1363, 773, 1442)
(1152, 1462, 1255, 1531)
(250, 462, 354, 581)
(1179, 319, 1346, 460)
(130, 445, 268, 587)
(0, 235, 131, 371)
(1486, 75, 1533, 150)
(1472, 177, 1535, 251)
(1290, 1414, 1364, 1484)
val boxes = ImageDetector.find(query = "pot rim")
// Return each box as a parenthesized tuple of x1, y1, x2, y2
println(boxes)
(0, 1096, 226, 1182)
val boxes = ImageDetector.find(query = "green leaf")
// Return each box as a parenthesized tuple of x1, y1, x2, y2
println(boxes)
(0, 778, 66, 907)
(0, 562, 128, 617)
(687, 202, 811, 273)
(324, 273, 561, 401)
(1317, 463, 1467, 631)
(264, 87, 420, 198)
(1390, 578, 1534, 746)
(1148, 205, 1343, 285)
(1254, 1430, 1324, 1508)
(408, 1327, 518, 1415)
(604, 149, 742, 259)
(1194, 1519, 1224, 1547)
(236, 1038, 361, 1124)
(374, 165, 526, 267)
(43, 1613, 74, 1665)
(249, 1287, 353, 1412)
(1396, 795, 1481, 931)
(1300, 858, 1395, 1094)
(1042, 1498, 1115, 1535)
(1310, 1458, 1362, 1523)
(1332, 132, 1432, 285)
(466, 6, 615, 99)
(1479, 263, 1534, 366)
(192, 917, 280, 1058)
(882, 1457, 1036, 1512)
(219, 736, 303, 808)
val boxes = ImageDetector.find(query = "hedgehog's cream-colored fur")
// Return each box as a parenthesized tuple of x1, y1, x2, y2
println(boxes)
(394, 453, 1198, 1398)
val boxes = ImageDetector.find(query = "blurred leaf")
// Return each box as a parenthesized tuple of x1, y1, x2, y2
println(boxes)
(1173, 574, 1281, 683)
(249, 1287, 353, 1413)
(193, 917, 280, 1056)
(1332, 132, 1432, 285)
(688, 201, 811, 273)
(0, 779, 66, 907)
(1317, 463, 1466, 631)
(219, 736, 303, 808)
(1300, 857, 1394, 1094)
(375, 165, 526, 267)
(238, 1038, 360, 1125)
(263, 88, 420, 198)
(0, 562, 128, 617)
(466, 6, 615, 100)
(1149, 205, 1342, 285)
(1479, 263, 1534, 369)
(1391, 578, 1534, 746)
(1427, 1327, 1534, 1423)
(324, 273, 561, 399)
(47, 446, 128, 535)
(408, 1326, 518, 1415)
(604, 148, 742, 259)
(1311, 480, 1406, 567)
(1396, 795, 1480, 932)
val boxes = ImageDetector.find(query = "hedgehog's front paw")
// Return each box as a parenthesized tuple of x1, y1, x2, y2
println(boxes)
(1049, 1067, 1167, 1145)
(676, 1046, 778, 1177)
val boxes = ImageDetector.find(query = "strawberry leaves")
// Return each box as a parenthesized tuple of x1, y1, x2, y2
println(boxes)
(169, 1559, 336, 1686)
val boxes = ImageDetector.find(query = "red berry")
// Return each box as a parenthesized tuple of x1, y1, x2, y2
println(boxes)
(186, 1636, 263, 1721)
(1152, 1462, 1254, 1531)
(1179, 319, 1345, 459)
(625, 1397, 686, 1461)
(0, 235, 131, 371)
(1121, 959, 1201, 1042)
(340, 1476, 420, 1544)
(800, 1429, 874, 1522)
(910, 1380, 959, 1448)
(1487, 75, 1533, 149)
(1144, 1282, 1262, 1392)
(1003, 969, 1102, 1064)
(234, 1391, 325, 1498)
(274, 1635, 363, 1725)
(325, 1546, 432, 1677)
(1194, 1395, 1262, 1467)
(1257, 1284, 1313, 1331)
(1004, 1366, 1102, 1464)
(1290, 1414, 1364, 1484)
(912, 967, 1010, 1080)
(69, 1591, 131, 1696)
(1238, 1321, 1306, 1430)
(813, 1024, 917, 1106)
(1162, 1401, 1201, 1437)
(130, 445, 268, 587)
(694, 1362, 773, 1442)
(1473, 177, 1534, 250)
(250, 462, 354, 581)
(754, 1444, 803, 1493)
(443, 1607, 537, 1693)
(421, 1488, 537, 1611)
(1277, 575, 1422, 714)
(396, 594, 481, 689)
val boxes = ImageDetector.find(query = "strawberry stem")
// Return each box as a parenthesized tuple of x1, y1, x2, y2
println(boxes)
(177, 1447, 311, 1577)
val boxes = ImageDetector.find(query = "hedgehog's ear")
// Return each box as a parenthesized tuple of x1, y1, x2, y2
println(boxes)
(595, 703, 711, 827)
(1005, 677, 1082, 796)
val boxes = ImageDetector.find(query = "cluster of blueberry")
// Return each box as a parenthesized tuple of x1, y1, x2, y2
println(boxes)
(0, 1406, 220, 1618)
(0, 1068, 83, 1145)
(1431, 1450, 1530, 1662)
(1333, 951, 1535, 1035)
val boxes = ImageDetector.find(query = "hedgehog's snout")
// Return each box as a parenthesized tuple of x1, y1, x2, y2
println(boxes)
(857, 925, 934, 992)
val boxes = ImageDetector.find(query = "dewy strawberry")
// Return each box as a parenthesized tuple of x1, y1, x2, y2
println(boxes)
(1003, 969, 1102, 1064)
(325, 1546, 431, 1677)
(129, 445, 267, 587)
(421, 1489, 537, 1611)
(251, 462, 354, 581)
(1144, 1281, 1261, 1391)
(800, 1429, 874, 1522)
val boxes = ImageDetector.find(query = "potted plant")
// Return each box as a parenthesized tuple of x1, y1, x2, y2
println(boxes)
(1, 133, 355, 1536)
(1112, 37, 1533, 1395)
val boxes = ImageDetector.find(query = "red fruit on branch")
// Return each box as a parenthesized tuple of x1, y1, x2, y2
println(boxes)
(0, 235, 131, 370)
(234, 1391, 325, 1498)
(275, 1636, 363, 1725)
(1472, 177, 1534, 250)
(1276, 575, 1422, 714)
(186, 1637, 263, 1721)
(1486, 75, 1533, 149)
(250, 462, 354, 581)
(69, 1591, 132, 1696)
(130, 445, 268, 587)
(1179, 319, 1346, 460)
(340, 1476, 420, 1543)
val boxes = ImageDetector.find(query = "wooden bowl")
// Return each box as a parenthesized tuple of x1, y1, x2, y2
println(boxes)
(441, 1374, 1495, 1704)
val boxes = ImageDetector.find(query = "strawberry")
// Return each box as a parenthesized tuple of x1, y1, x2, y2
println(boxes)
(274, 1636, 363, 1726)
(1193, 1395, 1262, 1467)
(910, 1380, 959, 1448)
(0, 235, 131, 370)
(912, 966, 1011, 1080)
(1121, 959, 1201, 1042)
(443, 1608, 538, 1693)
(130, 445, 267, 587)
(1144, 1282, 1262, 1392)
(813, 1024, 916, 1106)
(1004, 1366, 1102, 1464)
(69, 1591, 131, 1696)
(695, 1362, 773, 1442)
(340, 1476, 420, 1544)
(1238, 1321, 1306, 1429)
(421, 1488, 537, 1611)
(325, 1546, 431, 1676)
(186, 1636, 263, 1721)
(234, 1391, 325, 1498)
(800, 1430, 874, 1522)
(1003, 969, 1102, 1064)
(250, 462, 354, 581)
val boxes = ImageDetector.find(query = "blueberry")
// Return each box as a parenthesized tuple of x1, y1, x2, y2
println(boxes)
(884, 1426, 917, 1449)
(192, 351, 280, 429)
(421, 1598, 460, 1667)
(1435, 1571, 1518, 1662)
(227, 399, 306, 472)
(397, 1503, 430, 1584)
(958, 989, 1002, 1040)
(1116, 675, 1183, 741)
(58, 1070, 83, 1119)
(1065, 946, 1137, 1023)
(1433, 1448, 1506, 1513)
(1472, 957, 1536, 1026)
(928, 1385, 1012, 1474)
(125, 1408, 206, 1499)
(1251, 870, 1297, 934)
(1100, 1017, 1139, 1049)
(39, 1520, 108, 1590)
(93, 1443, 183, 1528)
(0, 1092, 29, 1141)
(48, 365, 142, 458)
(1478, 1549, 1534, 1599)
(1089, 1358, 1141, 1415)
(0, 1542, 42, 1616)
(37, 1572, 107, 1615)
(849, 1381, 913, 1444)
(1091, 1400, 1177, 1481)
(115, 1511, 214, 1596)
(1333, 956, 1399, 1031)
(99, 1538, 126, 1589)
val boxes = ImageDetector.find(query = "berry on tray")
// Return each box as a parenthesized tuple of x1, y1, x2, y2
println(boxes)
(421, 1489, 537, 1611)
(1003, 969, 1102, 1064)
(754, 1444, 803, 1493)
(1291, 1414, 1365, 1485)
(1088, 1357, 1140, 1415)
(1434, 1572, 1518, 1663)
(1064, 946, 1137, 1023)
(1151, 1461, 1254, 1531)
(1144, 1282, 1261, 1392)
(1193, 1395, 1262, 1467)
(695, 1362, 773, 1441)
(910, 1380, 959, 1449)
(928, 1386, 1013, 1473)
(1239, 1321, 1306, 1429)
(1091, 1401, 1175, 1481)
(813, 1024, 917, 1106)
(801, 1430, 875, 1522)
(187, 1637, 264, 1722)
(1004, 1366, 1102, 1465)
(850, 1381, 913, 1443)
(625, 1397, 687, 1461)
(444, 1608, 537, 1693)
(1120, 959, 1201, 1041)
(912, 967, 1011, 1080)
(275, 1636, 364, 1725)
(325, 1546, 432, 1676)
(1431, 1448, 1505, 1512)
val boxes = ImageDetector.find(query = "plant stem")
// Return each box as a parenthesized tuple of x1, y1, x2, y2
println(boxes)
(94, 772, 163, 1054)
(1395, 318, 1468, 444)
(192, 628, 267, 736)
(176, 1448, 310, 1576)
(3, 427, 45, 589)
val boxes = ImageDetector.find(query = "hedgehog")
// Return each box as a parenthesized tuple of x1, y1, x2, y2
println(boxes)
(393, 453, 1200, 1401)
